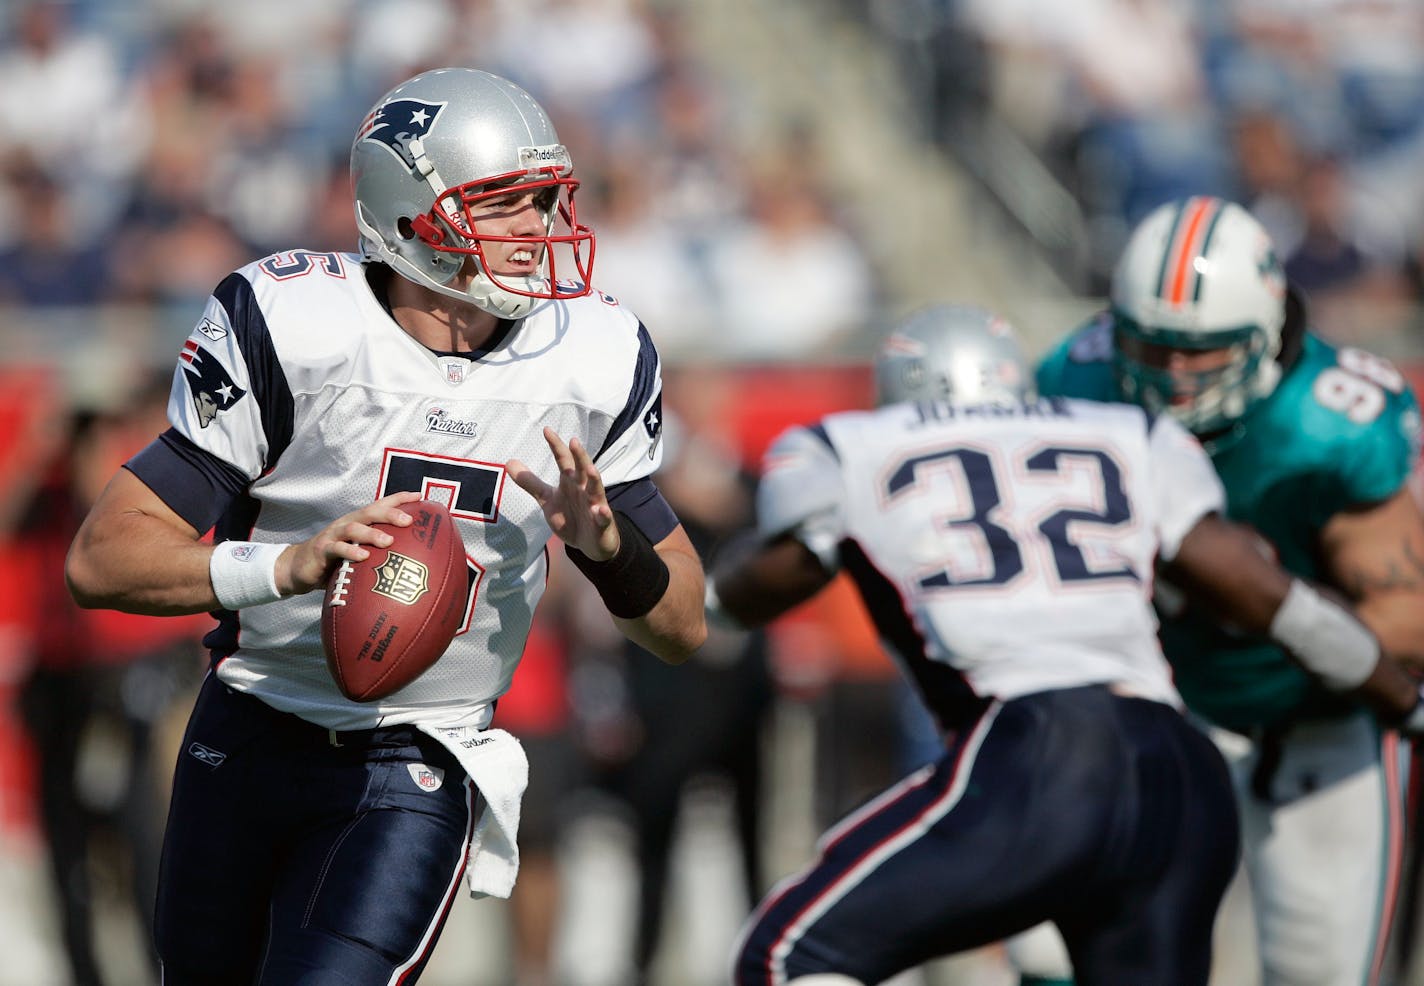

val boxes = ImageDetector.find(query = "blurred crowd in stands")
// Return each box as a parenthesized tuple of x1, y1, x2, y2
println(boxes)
(865, 0, 1424, 338)
(0, 0, 878, 368)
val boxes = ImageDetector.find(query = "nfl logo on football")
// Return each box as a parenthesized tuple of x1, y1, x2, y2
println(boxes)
(373, 552, 430, 604)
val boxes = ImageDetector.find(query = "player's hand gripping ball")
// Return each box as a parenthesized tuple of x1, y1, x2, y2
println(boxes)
(321, 500, 466, 702)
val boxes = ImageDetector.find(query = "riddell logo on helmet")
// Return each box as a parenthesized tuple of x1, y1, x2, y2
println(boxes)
(519, 145, 570, 171)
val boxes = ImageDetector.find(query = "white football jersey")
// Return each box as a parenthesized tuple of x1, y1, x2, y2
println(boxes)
(154, 251, 665, 730)
(756, 398, 1224, 712)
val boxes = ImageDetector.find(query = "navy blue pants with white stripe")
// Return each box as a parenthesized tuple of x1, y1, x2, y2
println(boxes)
(733, 685, 1239, 986)
(154, 675, 477, 985)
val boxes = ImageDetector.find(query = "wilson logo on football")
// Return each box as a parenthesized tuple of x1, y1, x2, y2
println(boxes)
(373, 551, 430, 605)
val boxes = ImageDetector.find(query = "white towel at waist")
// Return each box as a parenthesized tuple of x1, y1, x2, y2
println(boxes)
(421, 724, 529, 899)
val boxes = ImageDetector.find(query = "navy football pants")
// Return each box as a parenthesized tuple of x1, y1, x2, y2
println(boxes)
(154, 675, 477, 985)
(732, 685, 1240, 986)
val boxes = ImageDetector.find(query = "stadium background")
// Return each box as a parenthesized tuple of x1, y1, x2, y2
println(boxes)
(2, 0, 1424, 983)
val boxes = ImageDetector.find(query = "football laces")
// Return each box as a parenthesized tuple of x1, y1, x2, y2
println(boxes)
(328, 560, 354, 607)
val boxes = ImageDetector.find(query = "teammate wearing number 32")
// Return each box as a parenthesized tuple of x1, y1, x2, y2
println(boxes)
(710, 305, 1423, 986)
(64, 67, 705, 985)
(1014, 196, 1424, 986)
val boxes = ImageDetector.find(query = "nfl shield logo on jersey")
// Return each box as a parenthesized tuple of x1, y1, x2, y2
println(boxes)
(437, 356, 468, 386)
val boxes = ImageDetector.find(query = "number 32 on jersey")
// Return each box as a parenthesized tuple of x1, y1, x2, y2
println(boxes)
(884, 443, 1136, 590)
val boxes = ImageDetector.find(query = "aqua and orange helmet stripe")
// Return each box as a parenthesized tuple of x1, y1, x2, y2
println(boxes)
(1153, 196, 1228, 306)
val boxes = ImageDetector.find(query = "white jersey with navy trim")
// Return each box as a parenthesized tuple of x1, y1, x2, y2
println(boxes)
(755, 397, 1224, 711)
(157, 250, 664, 730)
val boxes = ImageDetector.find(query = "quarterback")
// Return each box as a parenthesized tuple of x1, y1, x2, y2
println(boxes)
(65, 68, 706, 984)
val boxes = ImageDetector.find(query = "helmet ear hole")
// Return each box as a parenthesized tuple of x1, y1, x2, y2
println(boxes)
(397, 217, 416, 240)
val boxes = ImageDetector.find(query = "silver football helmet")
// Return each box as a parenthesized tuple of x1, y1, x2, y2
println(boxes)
(874, 304, 1035, 406)
(1110, 196, 1287, 435)
(351, 67, 595, 319)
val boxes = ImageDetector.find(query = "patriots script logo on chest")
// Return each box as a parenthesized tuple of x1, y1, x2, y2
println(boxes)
(426, 406, 479, 438)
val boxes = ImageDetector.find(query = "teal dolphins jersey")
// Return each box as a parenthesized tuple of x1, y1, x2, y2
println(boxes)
(1037, 313, 1422, 732)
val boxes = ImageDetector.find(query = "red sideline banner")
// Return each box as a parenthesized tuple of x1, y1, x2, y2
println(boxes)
(667, 363, 888, 686)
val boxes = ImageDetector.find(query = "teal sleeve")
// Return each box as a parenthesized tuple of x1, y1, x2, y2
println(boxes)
(1034, 316, 1118, 402)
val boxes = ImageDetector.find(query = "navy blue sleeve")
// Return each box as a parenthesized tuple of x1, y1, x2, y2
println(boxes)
(804, 422, 839, 459)
(213, 273, 296, 469)
(595, 322, 659, 460)
(124, 429, 248, 535)
(606, 477, 679, 544)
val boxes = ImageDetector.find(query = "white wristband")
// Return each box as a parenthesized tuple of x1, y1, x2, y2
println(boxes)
(210, 541, 288, 610)
(1268, 579, 1379, 691)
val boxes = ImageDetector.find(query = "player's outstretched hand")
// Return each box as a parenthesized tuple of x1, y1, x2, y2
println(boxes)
(508, 427, 620, 561)
(274, 491, 424, 596)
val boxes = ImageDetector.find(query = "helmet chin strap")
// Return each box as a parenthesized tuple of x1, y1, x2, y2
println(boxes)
(409, 137, 443, 192)
(421, 268, 539, 320)
(357, 213, 539, 319)
(463, 274, 539, 319)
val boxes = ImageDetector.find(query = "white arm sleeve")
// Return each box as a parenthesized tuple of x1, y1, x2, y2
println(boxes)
(755, 425, 848, 570)
(1147, 414, 1226, 561)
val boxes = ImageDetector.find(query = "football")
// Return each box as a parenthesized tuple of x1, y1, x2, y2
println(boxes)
(321, 499, 467, 702)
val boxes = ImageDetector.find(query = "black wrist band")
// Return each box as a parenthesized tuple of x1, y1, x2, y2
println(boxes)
(565, 511, 671, 619)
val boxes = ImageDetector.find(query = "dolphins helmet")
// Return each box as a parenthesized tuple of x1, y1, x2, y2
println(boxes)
(1110, 196, 1287, 435)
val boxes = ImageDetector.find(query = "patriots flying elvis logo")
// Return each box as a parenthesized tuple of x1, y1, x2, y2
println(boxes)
(643, 393, 663, 461)
(358, 98, 447, 171)
(179, 339, 247, 429)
